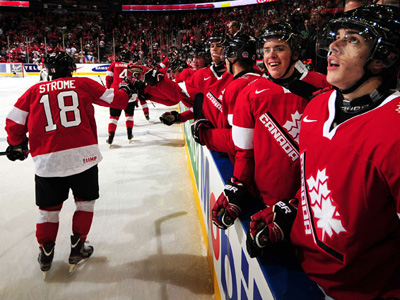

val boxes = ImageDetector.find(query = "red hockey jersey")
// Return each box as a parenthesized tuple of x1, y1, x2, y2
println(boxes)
(178, 65, 233, 127)
(106, 61, 131, 89)
(202, 71, 261, 161)
(232, 76, 308, 205)
(5, 77, 130, 177)
(145, 65, 233, 127)
(291, 90, 400, 299)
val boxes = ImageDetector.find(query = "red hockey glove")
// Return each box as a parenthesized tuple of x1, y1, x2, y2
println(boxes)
(6, 137, 29, 161)
(159, 111, 180, 126)
(246, 198, 298, 258)
(191, 119, 214, 145)
(212, 177, 250, 230)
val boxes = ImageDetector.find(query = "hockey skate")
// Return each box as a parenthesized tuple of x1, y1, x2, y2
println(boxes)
(127, 128, 133, 141)
(38, 243, 55, 280)
(68, 235, 93, 274)
(144, 112, 150, 121)
(106, 132, 115, 146)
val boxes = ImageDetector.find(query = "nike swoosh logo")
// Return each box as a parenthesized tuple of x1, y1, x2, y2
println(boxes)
(204, 77, 211, 81)
(43, 247, 54, 256)
(255, 89, 269, 94)
(303, 116, 318, 123)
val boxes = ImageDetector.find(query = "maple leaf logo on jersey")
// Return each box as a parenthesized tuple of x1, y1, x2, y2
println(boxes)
(306, 169, 346, 242)
(283, 111, 302, 143)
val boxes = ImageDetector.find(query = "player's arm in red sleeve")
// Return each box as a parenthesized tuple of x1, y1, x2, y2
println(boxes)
(105, 62, 114, 89)
(84, 77, 130, 110)
(202, 128, 235, 157)
(5, 88, 31, 146)
(179, 109, 194, 122)
(157, 57, 170, 71)
(231, 92, 255, 188)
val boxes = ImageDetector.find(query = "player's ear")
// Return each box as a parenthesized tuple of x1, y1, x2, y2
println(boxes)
(369, 58, 388, 75)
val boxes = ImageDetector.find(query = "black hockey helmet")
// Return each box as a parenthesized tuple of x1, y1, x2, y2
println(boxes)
(44, 51, 76, 79)
(119, 50, 131, 62)
(206, 31, 228, 48)
(224, 33, 257, 65)
(317, 4, 400, 91)
(318, 4, 400, 69)
(187, 44, 210, 65)
(188, 44, 207, 58)
(168, 46, 180, 59)
(170, 58, 188, 72)
(259, 22, 304, 58)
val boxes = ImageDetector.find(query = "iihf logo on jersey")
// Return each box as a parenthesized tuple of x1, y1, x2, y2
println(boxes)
(283, 111, 302, 143)
(306, 168, 346, 242)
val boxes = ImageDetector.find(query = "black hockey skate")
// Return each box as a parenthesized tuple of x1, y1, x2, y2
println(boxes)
(127, 128, 133, 140)
(144, 112, 150, 121)
(106, 131, 115, 145)
(68, 235, 93, 274)
(38, 242, 55, 280)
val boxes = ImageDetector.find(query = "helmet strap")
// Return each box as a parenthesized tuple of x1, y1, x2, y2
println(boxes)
(341, 60, 375, 94)
(228, 57, 238, 75)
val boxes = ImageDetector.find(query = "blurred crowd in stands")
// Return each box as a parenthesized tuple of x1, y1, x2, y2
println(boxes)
(1, 0, 344, 71)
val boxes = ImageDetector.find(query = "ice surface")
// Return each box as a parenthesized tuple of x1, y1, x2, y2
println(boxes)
(0, 76, 213, 300)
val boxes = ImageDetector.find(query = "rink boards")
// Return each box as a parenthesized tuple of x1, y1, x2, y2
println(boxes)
(180, 103, 324, 300)
(22, 63, 109, 76)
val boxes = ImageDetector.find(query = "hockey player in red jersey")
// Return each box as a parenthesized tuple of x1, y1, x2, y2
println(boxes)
(191, 34, 261, 162)
(105, 50, 137, 144)
(261, 22, 330, 98)
(211, 22, 330, 230)
(157, 34, 233, 127)
(4, 51, 135, 278)
(246, 5, 400, 299)
(131, 44, 210, 114)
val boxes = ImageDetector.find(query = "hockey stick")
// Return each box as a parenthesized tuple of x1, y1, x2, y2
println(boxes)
(193, 93, 205, 120)
(98, 75, 105, 87)
(0, 151, 10, 156)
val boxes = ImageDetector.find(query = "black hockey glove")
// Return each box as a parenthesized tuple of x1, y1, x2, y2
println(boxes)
(159, 111, 180, 126)
(246, 198, 298, 258)
(212, 177, 251, 230)
(6, 138, 30, 161)
(191, 119, 214, 145)
(144, 69, 164, 86)
(119, 76, 146, 98)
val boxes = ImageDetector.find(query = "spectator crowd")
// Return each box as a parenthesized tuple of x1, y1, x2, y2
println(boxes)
(0, 0, 345, 71)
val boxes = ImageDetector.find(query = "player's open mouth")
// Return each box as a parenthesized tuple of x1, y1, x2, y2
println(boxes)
(328, 57, 340, 67)
(269, 62, 281, 67)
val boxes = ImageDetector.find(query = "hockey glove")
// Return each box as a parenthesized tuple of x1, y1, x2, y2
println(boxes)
(119, 77, 135, 98)
(159, 111, 180, 126)
(246, 198, 298, 258)
(191, 119, 214, 145)
(127, 63, 150, 78)
(119, 76, 147, 98)
(212, 177, 250, 230)
(6, 138, 30, 161)
(144, 69, 164, 86)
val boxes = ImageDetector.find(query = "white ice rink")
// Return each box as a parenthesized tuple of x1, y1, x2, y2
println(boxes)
(0, 76, 213, 300)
